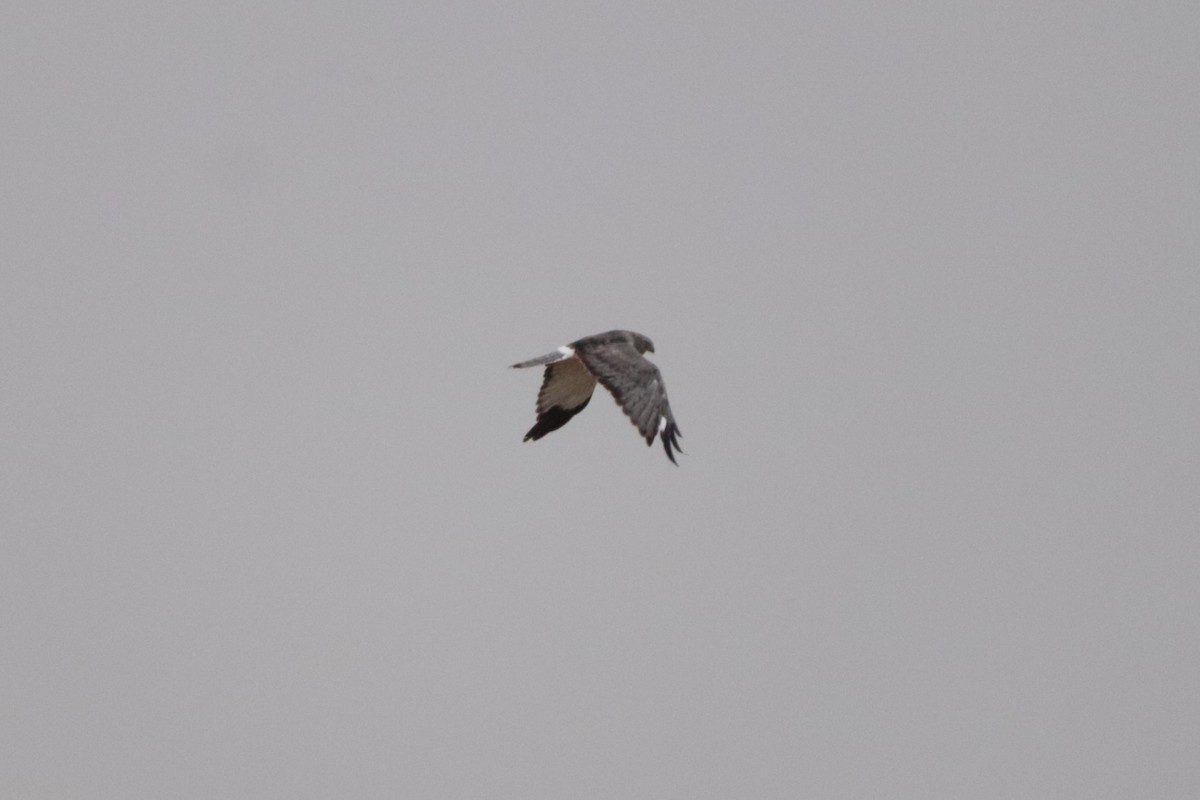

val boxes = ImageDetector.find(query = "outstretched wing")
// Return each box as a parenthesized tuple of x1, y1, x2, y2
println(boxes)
(522, 357, 598, 441)
(575, 338, 683, 464)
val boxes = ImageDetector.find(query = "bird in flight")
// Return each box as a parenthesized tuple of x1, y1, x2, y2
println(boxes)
(512, 330, 683, 464)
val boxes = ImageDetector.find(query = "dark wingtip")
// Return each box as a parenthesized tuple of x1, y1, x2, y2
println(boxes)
(522, 400, 589, 444)
(661, 422, 683, 465)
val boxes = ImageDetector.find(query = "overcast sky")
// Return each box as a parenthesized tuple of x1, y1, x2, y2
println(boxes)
(3, 2, 1198, 798)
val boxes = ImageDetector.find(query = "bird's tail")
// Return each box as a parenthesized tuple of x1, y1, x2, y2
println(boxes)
(511, 346, 574, 369)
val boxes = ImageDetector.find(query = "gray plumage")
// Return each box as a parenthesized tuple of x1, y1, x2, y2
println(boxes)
(512, 330, 683, 464)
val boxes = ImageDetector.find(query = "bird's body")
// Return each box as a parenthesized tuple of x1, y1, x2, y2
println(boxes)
(512, 330, 683, 464)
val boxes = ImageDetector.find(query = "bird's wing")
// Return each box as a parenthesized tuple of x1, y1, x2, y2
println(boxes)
(575, 339, 683, 463)
(523, 357, 597, 441)
(536, 357, 597, 415)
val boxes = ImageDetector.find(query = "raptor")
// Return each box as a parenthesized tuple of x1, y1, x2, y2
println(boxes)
(512, 330, 683, 464)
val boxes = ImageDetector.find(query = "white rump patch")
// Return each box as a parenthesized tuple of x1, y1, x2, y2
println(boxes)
(658, 416, 667, 432)
(557, 345, 575, 358)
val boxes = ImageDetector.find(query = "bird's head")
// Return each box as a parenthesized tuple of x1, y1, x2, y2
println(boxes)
(631, 332, 655, 354)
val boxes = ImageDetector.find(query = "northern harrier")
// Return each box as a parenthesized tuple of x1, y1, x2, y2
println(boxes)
(512, 330, 683, 464)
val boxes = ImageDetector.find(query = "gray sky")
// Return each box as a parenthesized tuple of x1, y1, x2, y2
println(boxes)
(3, 2, 1198, 797)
